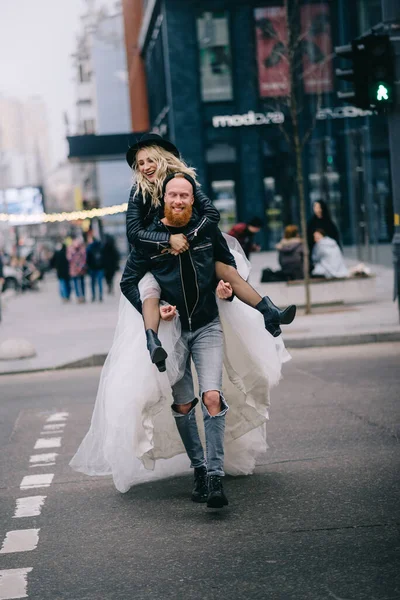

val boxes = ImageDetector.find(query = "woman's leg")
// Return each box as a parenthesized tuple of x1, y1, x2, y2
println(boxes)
(142, 297, 161, 333)
(215, 263, 261, 307)
(215, 262, 296, 337)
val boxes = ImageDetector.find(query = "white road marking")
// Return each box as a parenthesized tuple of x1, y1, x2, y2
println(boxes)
(34, 438, 61, 450)
(0, 568, 33, 599)
(20, 474, 54, 490)
(46, 412, 69, 423)
(0, 530, 40, 554)
(12, 497, 46, 519)
(29, 453, 58, 467)
(43, 423, 65, 433)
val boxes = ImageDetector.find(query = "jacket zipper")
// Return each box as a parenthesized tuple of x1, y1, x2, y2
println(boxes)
(178, 251, 199, 332)
(187, 217, 206, 239)
(139, 239, 168, 251)
(193, 242, 212, 251)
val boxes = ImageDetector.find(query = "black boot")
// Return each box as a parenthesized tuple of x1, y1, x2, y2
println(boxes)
(192, 466, 208, 503)
(256, 297, 297, 338)
(145, 329, 168, 373)
(207, 475, 229, 508)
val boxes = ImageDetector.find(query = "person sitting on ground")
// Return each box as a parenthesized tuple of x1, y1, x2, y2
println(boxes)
(311, 229, 348, 279)
(276, 225, 304, 281)
(261, 225, 304, 283)
(228, 217, 263, 259)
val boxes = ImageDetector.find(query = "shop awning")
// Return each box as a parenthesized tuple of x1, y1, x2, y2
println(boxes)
(67, 132, 147, 162)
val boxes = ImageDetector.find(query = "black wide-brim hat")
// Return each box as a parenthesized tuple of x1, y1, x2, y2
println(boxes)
(126, 133, 180, 168)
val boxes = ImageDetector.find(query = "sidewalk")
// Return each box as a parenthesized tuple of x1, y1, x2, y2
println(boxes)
(0, 253, 399, 375)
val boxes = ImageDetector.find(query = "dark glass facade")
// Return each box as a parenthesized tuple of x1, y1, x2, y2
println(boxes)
(140, 0, 393, 249)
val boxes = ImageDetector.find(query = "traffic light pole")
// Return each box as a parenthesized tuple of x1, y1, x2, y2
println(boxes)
(381, 0, 400, 319)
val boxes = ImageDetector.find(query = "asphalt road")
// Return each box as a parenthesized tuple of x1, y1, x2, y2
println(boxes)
(0, 343, 399, 600)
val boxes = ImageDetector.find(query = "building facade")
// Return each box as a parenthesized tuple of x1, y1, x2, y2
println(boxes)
(132, 0, 393, 251)
(72, 1, 132, 248)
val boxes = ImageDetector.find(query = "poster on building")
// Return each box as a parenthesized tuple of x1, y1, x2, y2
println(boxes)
(197, 11, 233, 102)
(254, 7, 290, 98)
(300, 3, 333, 94)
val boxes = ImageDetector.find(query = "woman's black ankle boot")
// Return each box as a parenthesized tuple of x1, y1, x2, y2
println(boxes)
(145, 329, 168, 373)
(256, 297, 297, 338)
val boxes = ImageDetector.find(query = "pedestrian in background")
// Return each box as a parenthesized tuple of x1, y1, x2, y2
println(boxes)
(50, 241, 71, 302)
(67, 234, 87, 303)
(307, 200, 341, 265)
(102, 235, 120, 295)
(228, 217, 263, 259)
(86, 230, 104, 302)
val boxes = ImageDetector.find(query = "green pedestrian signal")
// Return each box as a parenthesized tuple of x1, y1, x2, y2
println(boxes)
(376, 84, 389, 102)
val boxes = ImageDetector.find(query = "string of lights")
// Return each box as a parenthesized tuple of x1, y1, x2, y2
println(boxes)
(0, 203, 128, 224)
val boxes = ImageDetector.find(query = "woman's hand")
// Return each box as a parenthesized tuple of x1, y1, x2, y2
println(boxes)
(160, 304, 177, 321)
(216, 280, 233, 300)
(169, 234, 189, 254)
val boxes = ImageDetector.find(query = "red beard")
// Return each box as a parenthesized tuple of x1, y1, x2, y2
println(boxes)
(164, 203, 193, 227)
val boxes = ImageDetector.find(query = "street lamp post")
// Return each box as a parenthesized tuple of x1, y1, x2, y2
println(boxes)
(381, 0, 400, 319)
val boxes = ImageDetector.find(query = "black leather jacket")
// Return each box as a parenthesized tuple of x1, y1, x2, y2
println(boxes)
(120, 214, 236, 331)
(126, 186, 221, 251)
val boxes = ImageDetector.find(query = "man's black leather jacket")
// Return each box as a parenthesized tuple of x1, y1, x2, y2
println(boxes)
(126, 186, 220, 251)
(120, 214, 236, 331)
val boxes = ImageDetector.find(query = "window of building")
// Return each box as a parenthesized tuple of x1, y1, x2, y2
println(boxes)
(79, 64, 91, 83)
(196, 11, 233, 102)
(357, 0, 382, 34)
(83, 119, 96, 134)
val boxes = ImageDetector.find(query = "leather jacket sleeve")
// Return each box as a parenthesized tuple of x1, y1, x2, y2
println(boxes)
(185, 189, 220, 243)
(119, 249, 149, 314)
(126, 187, 170, 251)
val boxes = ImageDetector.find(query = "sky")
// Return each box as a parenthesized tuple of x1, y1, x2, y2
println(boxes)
(0, 0, 118, 170)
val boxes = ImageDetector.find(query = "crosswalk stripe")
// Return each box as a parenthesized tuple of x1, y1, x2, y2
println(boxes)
(0, 568, 33, 599)
(33, 438, 61, 450)
(20, 474, 54, 490)
(12, 497, 46, 519)
(0, 530, 39, 554)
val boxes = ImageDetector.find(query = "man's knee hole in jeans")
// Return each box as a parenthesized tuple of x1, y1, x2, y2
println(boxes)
(202, 390, 222, 417)
(172, 391, 222, 417)
(172, 399, 197, 415)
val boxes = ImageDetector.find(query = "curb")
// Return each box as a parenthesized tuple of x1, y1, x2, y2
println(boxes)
(285, 330, 400, 348)
(0, 331, 399, 377)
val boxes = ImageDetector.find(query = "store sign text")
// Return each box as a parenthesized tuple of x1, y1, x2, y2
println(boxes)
(316, 107, 374, 120)
(213, 110, 285, 128)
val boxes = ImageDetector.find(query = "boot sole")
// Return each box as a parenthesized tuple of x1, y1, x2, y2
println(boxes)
(151, 346, 168, 366)
(280, 304, 296, 325)
(192, 495, 208, 503)
(207, 495, 229, 509)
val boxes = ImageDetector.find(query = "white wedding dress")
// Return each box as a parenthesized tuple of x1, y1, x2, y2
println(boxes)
(70, 235, 291, 493)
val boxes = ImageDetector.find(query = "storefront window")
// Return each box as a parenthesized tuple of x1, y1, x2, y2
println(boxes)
(211, 180, 236, 232)
(263, 177, 284, 247)
(357, 0, 382, 34)
(196, 11, 233, 102)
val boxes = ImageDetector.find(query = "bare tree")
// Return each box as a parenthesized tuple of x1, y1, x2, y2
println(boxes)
(258, 0, 334, 313)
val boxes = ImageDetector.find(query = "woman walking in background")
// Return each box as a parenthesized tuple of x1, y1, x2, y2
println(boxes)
(307, 200, 341, 269)
(103, 235, 120, 295)
(67, 234, 87, 303)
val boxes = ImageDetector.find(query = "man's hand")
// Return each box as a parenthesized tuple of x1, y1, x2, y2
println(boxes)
(170, 234, 189, 255)
(216, 280, 233, 300)
(160, 304, 177, 321)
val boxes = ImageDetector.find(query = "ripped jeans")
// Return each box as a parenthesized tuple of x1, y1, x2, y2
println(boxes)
(171, 317, 228, 477)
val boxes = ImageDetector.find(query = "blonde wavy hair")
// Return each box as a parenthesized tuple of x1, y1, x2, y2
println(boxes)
(133, 145, 198, 208)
